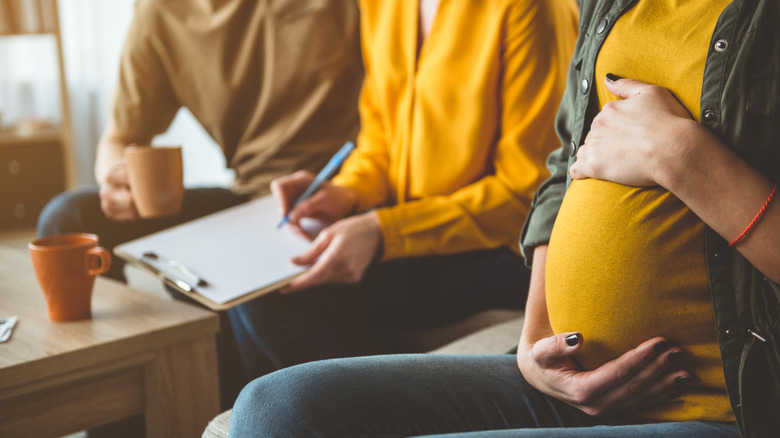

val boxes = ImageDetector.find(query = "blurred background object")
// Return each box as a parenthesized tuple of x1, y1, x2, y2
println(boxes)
(0, 0, 233, 229)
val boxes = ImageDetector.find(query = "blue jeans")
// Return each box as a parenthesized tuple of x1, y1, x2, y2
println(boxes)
(227, 247, 529, 378)
(37, 186, 248, 281)
(230, 354, 741, 438)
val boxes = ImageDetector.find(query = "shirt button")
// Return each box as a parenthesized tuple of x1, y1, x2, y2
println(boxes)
(580, 78, 589, 95)
(703, 110, 717, 122)
(597, 18, 608, 34)
(569, 140, 577, 157)
(722, 328, 733, 337)
(714, 39, 728, 52)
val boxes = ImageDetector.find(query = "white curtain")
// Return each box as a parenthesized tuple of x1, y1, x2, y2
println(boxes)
(0, 0, 232, 188)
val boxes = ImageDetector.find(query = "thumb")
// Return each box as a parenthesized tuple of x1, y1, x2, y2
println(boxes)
(291, 231, 332, 265)
(604, 74, 647, 100)
(532, 332, 583, 368)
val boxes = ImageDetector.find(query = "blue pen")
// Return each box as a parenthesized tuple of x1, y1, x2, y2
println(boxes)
(277, 141, 356, 228)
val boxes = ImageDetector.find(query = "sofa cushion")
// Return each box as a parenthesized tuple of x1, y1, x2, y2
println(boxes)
(202, 409, 232, 438)
(430, 315, 523, 355)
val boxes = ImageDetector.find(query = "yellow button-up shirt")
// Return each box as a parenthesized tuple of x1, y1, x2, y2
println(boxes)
(333, 0, 578, 259)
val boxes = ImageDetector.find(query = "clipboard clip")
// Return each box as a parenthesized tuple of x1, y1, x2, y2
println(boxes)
(142, 251, 209, 287)
(135, 256, 198, 293)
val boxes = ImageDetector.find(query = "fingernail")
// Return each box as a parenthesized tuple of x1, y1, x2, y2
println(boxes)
(606, 73, 621, 82)
(675, 376, 689, 383)
(566, 334, 580, 346)
(668, 351, 683, 362)
(654, 341, 670, 353)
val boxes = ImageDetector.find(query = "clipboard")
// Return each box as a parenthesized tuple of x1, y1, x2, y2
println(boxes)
(115, 195, 313, 311)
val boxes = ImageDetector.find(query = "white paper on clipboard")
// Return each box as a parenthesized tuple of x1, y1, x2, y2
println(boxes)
(115, 195, 312, 307)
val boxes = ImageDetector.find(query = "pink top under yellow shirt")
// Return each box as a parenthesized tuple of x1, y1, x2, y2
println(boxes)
(331, 0, 578, 260)
(545, 0, 735, 423)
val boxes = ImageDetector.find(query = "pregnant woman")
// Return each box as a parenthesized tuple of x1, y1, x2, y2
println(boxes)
(228, 1, 780, 436)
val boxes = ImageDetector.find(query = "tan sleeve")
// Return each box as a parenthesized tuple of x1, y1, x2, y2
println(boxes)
(110, 3, 180, 141)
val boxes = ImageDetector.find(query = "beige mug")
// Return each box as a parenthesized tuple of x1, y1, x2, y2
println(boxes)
(28, 233, 111, 321)
(125, 145, 184, 218)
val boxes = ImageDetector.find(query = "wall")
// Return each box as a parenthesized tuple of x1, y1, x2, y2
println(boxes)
(0, 0, 233, 188)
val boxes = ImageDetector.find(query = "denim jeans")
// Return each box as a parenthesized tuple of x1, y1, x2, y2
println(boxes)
(37, 186, 248, 281)
(230, 354, 741, 438)
(227, 247, 529, 378)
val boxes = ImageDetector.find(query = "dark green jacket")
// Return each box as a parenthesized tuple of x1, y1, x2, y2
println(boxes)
(520, 1, 780, 436)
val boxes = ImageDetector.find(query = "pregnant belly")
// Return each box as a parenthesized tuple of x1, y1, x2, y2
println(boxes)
(544, 179, 735, 422)
(545, 179, 711, 371)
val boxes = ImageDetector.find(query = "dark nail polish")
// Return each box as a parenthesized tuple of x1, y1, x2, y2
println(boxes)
(675, 376, 689, 383)
(654, 341, 670, 353)
(566, 334, 579, 346)
(606, 73, 621, 82)
(668, 351, 683, 362)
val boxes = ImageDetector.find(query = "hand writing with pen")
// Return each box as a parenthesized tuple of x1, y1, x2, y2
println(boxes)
(271, 166, 383, 293)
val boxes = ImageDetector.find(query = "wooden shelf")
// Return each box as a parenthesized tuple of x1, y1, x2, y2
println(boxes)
(0, 0, 76, 229)
(0, 0, 58, 35)
(0, 30, 56, 37)
(0, 0, 76, 189)
(0, 128, 61, 145)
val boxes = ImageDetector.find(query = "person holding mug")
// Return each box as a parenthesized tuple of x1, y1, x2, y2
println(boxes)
(37, 0, 363, 283)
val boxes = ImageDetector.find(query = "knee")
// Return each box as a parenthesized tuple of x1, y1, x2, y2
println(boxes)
(37, 188, 100, 237)
(229, 360, 355, 437)
(230, 367, 312, 437)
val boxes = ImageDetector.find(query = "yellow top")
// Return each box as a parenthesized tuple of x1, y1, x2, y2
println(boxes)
(332, 0, 578, 259)
(545, 0, 735, 423)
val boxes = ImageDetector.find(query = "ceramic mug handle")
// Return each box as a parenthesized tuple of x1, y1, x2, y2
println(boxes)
(86, 247, 112, 276)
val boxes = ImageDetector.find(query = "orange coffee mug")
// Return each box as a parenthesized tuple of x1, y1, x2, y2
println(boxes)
(28, 233, 111, 321)
(125, 145, 184, 218)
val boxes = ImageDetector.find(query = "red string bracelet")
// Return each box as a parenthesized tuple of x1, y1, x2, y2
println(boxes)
(729, 183, 778, 247)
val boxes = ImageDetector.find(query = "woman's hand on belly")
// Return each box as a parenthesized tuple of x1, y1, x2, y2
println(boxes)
(518, 332, 691, 418)
(569, 76, 700, 188)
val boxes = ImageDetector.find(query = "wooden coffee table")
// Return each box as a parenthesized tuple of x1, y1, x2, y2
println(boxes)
(0, 245, 221, 437)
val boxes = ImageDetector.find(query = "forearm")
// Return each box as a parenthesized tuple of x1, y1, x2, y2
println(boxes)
(656, 119, 780, 282)
(375, 175, 527, 260)
(517, 245, 553, 356)
(331, 61, 392, 212)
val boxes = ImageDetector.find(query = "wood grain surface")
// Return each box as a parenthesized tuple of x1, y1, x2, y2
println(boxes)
(0, 245, 220, 437)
